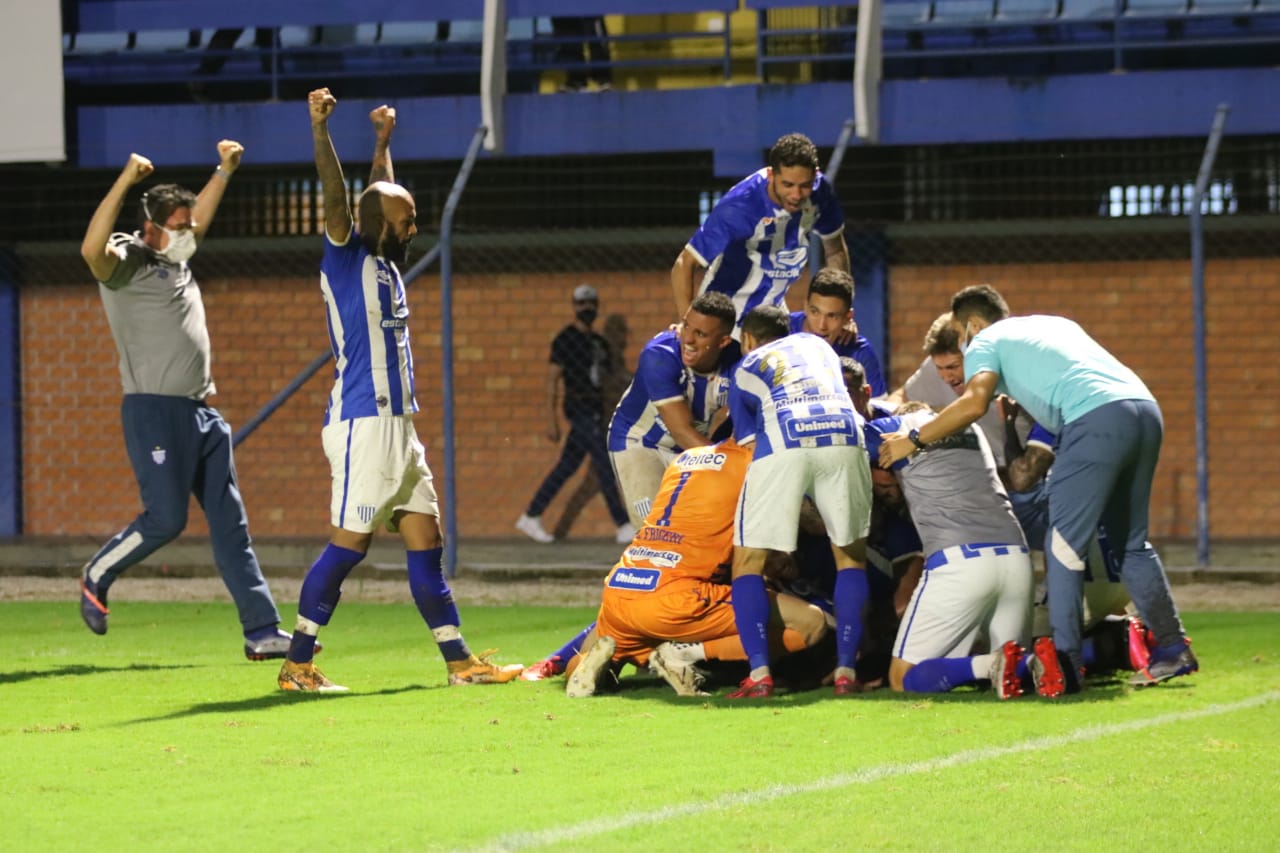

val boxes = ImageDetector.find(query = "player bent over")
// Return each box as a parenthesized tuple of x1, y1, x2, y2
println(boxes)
(278, 89, 521, 692)
(566, 438, 829, 697)
(865, 405, 1038, 699)
(725, 307, 874, 698)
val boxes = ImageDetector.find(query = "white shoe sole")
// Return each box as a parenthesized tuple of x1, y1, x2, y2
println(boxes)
(566, 636, 617, 698)
(648, 644, 707, 696)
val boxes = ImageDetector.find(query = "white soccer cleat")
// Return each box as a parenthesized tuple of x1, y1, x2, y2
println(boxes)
(515, 513, 554, 544)
(614, 522, 637, 544)
(648, 641, 708, 696)
(566, 636, 617, 698)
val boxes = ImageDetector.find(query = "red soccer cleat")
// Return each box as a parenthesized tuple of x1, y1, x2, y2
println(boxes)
(519, 656, 563, 682)
(1126, 617, 1152, 672)
(1029, 636, 1067, 698)
(990, 640, 1025, 700)
(727, 673, 774, 699)
(833, 675, 860, 696)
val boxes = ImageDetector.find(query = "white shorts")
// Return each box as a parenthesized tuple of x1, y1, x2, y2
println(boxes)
(735, 445, 872, 552)
(322, 415, 439, 534)
(894, 544, 1032, 664)
(610, 445, 677, 527)
(1032, 537, 1131, 637)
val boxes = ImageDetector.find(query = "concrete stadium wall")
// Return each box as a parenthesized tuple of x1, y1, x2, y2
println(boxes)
(21, 257, 1278, 543)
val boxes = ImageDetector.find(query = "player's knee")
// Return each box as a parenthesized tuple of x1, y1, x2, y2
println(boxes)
(142, 507, 188, 542)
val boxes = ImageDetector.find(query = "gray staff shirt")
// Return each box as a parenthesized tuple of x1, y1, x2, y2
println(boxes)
(902, 355, 1028, 468)
(892, 408, 1026, 555)
(97, 232, 215, 400)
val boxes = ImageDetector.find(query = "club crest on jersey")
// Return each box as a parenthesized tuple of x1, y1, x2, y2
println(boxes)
(775, 247, 808, 267)
(151, 446, 166, 465)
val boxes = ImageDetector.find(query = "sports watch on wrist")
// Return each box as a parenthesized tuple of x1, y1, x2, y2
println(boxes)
(908, 428, 927, 451)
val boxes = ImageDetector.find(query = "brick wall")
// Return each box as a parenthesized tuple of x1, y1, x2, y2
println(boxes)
(886, 258, 1280, 539)
(20, 257, 1278, 542)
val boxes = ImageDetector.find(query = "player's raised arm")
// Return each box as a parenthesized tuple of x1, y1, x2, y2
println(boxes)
(191, 139, 243, 241)
(81, 152, 153, 282)
(670, 247, 704, 322)
(369, 104, 396, 185)
(309, 87, 352, 243)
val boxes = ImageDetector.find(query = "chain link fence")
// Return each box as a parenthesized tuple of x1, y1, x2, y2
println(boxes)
(5, 131, 1278, 542)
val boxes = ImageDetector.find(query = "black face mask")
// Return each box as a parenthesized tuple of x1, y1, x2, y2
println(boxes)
(576, 307, 598, 326)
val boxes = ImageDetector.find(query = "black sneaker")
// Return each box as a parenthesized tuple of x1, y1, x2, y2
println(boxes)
(79, 576, 109, 635)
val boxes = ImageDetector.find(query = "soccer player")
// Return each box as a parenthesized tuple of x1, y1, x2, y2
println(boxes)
(789, 268, 886, 396)
(726, 306, 874, 698)
(877, 284, 1196, 692)
(77, 139, 297, 660)
(278, 90, 521, 692)
(670, 133, 849, 332)
(607, 291, 739, 526)
(565, 437, 830, 698)
(864, 404, 1036, 699)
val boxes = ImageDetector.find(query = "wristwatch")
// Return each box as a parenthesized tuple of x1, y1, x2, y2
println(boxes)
(908, 428, 927, 451)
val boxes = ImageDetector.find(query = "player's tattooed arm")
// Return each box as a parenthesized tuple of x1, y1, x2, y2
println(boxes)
(309, 87, 353, 243)
(369, 105, 396, 185)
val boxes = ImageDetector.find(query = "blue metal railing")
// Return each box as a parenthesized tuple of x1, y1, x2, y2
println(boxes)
(438, 125, 490, 577)
(1189, 103, 1229, 571)
(63, 1, 1280, 99)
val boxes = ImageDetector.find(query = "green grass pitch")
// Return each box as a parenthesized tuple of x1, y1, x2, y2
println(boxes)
(1, 601, 1277, 851)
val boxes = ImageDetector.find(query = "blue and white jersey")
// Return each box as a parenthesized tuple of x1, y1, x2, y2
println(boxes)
(729, 332, 863, 461)
(687, 169, 844, 330)
(787, 311, 886, 396)
(319, 232, 417, 425)
(607, 329, 739, 453)
(963, 315, 1154, 434)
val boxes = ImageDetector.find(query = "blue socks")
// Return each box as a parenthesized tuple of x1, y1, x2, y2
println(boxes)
(289, 543, 365, 663)
(407, 548, 471, 663)
(834, 568, 869, 670)
(731, 575, 772, 671)
(902, 657, 979, 693)
(550, 623, 595, 672)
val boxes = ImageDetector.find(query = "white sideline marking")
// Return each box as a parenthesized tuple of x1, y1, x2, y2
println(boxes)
(475, 690, 1280, 852)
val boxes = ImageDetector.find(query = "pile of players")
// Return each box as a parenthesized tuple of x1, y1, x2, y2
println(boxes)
(523, 132, 1198, 701)
(76, 91, 1196, 698)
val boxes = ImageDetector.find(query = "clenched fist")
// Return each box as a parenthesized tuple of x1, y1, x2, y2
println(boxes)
(123, 153, 154, 185)
(309, 87, 336, 124)
(370, 105, 396, 142)
(217, 140, 244, 174)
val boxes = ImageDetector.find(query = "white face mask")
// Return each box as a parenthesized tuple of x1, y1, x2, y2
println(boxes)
(158, 227, 197, 263)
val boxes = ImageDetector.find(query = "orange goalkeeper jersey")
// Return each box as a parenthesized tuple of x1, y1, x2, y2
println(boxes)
(604, 439, 750, 593)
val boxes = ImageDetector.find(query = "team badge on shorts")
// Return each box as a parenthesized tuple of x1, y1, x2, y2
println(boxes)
(356, 504, 377, 525)
(151, 446, 166, 465)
